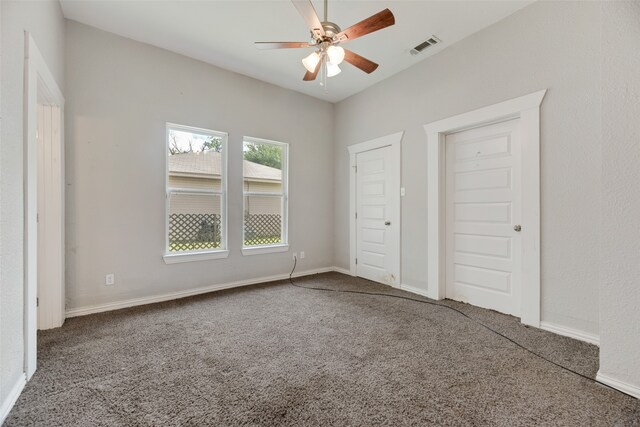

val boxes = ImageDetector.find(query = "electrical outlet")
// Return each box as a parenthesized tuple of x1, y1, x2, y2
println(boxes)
(401, 187, 406, 197)
(293, 252, 297, 260)
(105, 274, 115, 286)
(300, 251, 305, 259)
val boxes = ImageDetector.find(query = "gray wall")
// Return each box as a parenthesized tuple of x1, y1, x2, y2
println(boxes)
(64, 21, 334, 310)
(333, 1, 602, 335)
(599, 1, 640, 390)
(0, 0, 65, 408)
(4, 0, 640, 406)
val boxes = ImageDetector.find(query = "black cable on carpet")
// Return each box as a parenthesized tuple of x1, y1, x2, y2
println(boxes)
(288, 256, 633, 399)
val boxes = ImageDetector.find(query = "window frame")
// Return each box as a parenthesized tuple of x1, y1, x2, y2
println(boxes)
(163, 123, 229, 264)
(241, 136, 289, 256)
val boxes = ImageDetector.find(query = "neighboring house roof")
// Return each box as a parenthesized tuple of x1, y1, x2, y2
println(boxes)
(168, 151, 281, 181)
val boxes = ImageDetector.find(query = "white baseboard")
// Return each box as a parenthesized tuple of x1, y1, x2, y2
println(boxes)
(66, 267, 339, 318)
(398, 289, 601, 347)
(332, 266, 352, 276)
(596, 371, 640, 399)
(539, 321, 600, 346)
(400, 283, 431, 299)
(1, 373, 26, 424)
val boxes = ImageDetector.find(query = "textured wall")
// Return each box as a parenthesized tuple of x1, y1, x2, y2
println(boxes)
(333, 1, 602, 335)
(65, 21, 334, 309)
(0, 0, 65, 410)
(599, 1, 640, 391)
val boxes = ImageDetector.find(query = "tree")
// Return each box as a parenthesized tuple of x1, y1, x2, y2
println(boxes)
(202, 136, 222, 152)
(168, 131, 222, 155)
(244, 143, 282, 169)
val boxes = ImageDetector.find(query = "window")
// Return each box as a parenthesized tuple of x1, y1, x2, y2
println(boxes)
(164, 123, 228, 263)
(242, 137, 289, 255)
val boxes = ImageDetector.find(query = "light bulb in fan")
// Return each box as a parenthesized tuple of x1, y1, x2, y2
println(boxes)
(326, 62, 341, 77)
(326, 45, 345, 65)
(302, 51, 320, 73)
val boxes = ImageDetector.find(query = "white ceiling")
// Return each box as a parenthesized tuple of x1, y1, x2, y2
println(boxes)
(60, 0, 533, 103)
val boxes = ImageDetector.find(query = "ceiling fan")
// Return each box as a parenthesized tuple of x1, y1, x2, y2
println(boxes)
(255, 0, 395, 83)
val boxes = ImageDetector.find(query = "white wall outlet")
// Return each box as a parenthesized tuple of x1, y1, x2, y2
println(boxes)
(293, 252, 297, 260)
(401, 187, 406, 196)
(105, 273, 115, 286)
(300, 251, 305, 259)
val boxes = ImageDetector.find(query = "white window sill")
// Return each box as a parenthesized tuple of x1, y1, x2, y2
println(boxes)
(163, 250, 229, 264)
(241, 244, 289, 256)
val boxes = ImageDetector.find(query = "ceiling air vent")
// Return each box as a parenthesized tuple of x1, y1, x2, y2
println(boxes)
(410, 36, 441, 56)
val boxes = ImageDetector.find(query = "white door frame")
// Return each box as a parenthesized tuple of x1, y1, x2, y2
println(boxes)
(348, 132, 403, 282)
(423, 90, 545, 326)
(24, 32, 66, 378)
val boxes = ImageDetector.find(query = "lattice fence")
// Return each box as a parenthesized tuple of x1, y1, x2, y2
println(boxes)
(169, 214, 221, 251)
(244, 214, 282, 246)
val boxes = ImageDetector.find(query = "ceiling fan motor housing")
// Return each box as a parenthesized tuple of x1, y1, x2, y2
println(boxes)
(319, 22, 341, 41)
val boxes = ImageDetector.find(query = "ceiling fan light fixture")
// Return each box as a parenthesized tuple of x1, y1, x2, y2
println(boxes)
(302, 51, 321, 73)
(326, 45, 345, 65)
(326, 62, 341, 77)
(256, 1, 394, 83)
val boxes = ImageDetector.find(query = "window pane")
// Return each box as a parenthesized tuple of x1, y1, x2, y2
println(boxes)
(243, 142, 283, 194)
(244, 195, 282, 246)
(169, 129, 223, 156)
(169, 193, 221, 252)
(167, 125, 226, 254)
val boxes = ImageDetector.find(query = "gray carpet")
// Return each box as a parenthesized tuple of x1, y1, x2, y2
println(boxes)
(5, 272, 640, 426)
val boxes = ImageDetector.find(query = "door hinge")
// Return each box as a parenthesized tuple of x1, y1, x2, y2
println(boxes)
(36, 297, 39, 307)
(355, 258, 358, 265)
(355, 212, 358, 219)
(37, 213, 39, 223)
(353, 165, 357, 173)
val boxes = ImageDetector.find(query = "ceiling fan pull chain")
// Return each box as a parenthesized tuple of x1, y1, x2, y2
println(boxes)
(324, 61, 328, 91)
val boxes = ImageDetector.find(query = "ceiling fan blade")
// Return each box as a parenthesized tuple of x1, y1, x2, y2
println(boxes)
(343, 49, 379, 74)
(254, 42, 312, 50)
(291, 0, 325, 39)
(336, 9, 395, 43)
(303, 59, 322, 81)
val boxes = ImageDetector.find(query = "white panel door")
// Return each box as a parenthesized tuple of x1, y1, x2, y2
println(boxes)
(446, 119, 522, 316)
(356, 146, 400, 286)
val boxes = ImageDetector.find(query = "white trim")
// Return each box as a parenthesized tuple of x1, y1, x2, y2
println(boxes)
(242, 244, 289, 256)
(332, 266, 352, 276)
(539, 321, 600, 346)
(163, 249, 230, 264)
(423, 90, 546, 327)
(36, 104, 65, 331)
(24, 32, 66, 379)
(0, 374, 26, 424)
(400, 283, 431, 299)
(244, 191, 283, 197)
(347, 132, 404, 155)
(65, 267, 337, 318)
(243, 135, 286, 147)
(348, 132, 403, 280)
(167, 188, 223, 195)
(400, 288, 602, 347)
(166, 122, 227, 136)
(423, 91, 546, 135)
(596, 372, 640, 399)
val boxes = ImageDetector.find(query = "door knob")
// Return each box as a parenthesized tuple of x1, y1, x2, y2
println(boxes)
(385, 221, 391, 226)
(514, 225, 522, 232)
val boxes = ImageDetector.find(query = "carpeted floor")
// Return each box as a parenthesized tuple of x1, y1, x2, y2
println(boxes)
(5, 272, 640, 426)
